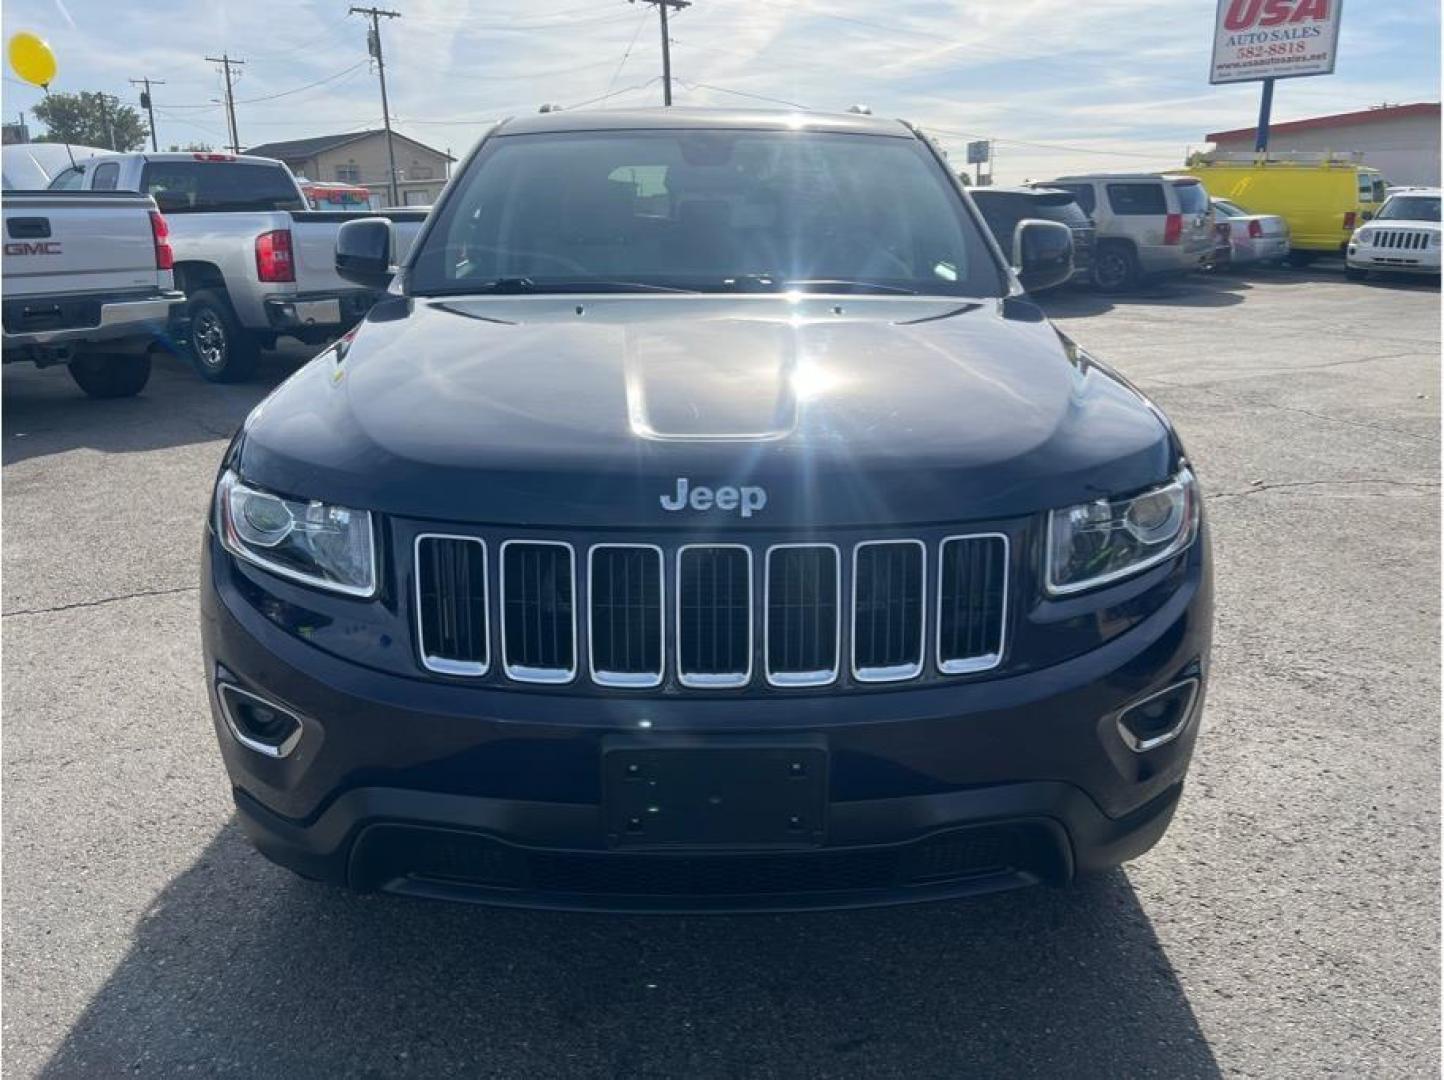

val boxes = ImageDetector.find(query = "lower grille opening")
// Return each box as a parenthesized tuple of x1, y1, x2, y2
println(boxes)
(501, 541, 576, 683)
(852, 540, 925, 682)
(589, 545, 664, 687)
(351, 822, 1066, 899)
(677, 545, 752, 687)
(766, 545, 840, 686)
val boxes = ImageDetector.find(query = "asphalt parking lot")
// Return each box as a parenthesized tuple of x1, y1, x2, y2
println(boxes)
(2, 265, 1438, 1078)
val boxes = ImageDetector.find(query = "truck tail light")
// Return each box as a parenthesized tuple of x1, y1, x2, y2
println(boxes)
(1248, 219, 1263, 240)
(149, 210, 175, 270)
(255, 229, 295, 283)
(193, 152, 237, 162)
(1343, 212, 1357, 231)
(1164, 213, 1183, 245)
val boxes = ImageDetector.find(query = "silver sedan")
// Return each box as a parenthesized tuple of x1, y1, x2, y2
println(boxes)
(1211, 198, 1290, 267)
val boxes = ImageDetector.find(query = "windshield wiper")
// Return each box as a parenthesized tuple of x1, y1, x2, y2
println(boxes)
(462, 277, 697, 295)
(709, 274, 920, 295)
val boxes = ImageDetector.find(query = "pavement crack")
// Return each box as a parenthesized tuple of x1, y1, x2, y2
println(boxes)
(1210, 478, 1441, 500)
(2, 584, 198, 619)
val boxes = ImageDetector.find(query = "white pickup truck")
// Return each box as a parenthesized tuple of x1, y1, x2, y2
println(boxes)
(50, 151, 428, 382)
(2, 189, 184, 397)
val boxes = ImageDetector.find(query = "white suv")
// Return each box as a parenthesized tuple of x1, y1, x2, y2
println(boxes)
(1037, 174, 1215, 291)
(1346, 189, 1441, 281)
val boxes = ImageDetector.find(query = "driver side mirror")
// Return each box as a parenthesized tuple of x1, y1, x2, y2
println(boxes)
(336, 217, 394, 290)
(1361, 211, 1375, 222)
(1012, 219, 1074, 294)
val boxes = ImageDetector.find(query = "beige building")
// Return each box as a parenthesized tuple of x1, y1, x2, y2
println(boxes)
(1207, 102, 1441, 187)
(245, 129, 455, 206)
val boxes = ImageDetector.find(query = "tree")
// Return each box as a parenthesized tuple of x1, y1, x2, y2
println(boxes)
(32, 92, 148, 151)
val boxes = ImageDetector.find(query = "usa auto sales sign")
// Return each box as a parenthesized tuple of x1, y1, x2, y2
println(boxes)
(1210, 0, 1343, 84)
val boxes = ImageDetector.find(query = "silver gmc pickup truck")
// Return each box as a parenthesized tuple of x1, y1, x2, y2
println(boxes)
(2, 188, 184, 397)
(50, 151, 427, 382)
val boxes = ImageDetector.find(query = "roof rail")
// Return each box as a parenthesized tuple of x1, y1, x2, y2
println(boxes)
(1193, 149, 1367, 166)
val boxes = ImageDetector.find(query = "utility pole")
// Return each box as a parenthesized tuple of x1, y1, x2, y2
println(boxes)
(350, 6, 401, 206)
(130, 77, 166, 152)
(630, 0, 690, 106)
(96, 92, 116, 150)
(205, 54, 245, 153)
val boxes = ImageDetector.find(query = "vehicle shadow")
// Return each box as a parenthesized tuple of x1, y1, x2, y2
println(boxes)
(1, 347, 312, 468)
(1039, 273, 1252, 318)
(38, 822, 1222, 1079)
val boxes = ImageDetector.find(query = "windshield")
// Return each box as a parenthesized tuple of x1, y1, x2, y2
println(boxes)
(139, 161, 306, 213)
(1376, 195, 1442, 222)
(1213, 200, 1245, 218)
(408, 129, 1004, 296)
(1173, 181, 1209, 215)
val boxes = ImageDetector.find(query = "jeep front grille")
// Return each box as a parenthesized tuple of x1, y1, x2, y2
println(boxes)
(936, 534, 1008, 674)
(1370, 229, 1432, 250)
(676, 545, 752, 687)
(765, 544, 840, 686)
(413, 532, 1012, 690)
(415, 535, 489, 676)
(588, 544, 664, 687)
(500, 541, 576, 683)
(852, 540, 926, 682)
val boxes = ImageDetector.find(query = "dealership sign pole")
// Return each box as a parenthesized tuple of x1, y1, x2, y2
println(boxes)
(1210, 0, 1344, 152)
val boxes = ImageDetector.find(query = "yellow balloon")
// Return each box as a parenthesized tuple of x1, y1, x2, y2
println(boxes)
(9, 32, 57, 89)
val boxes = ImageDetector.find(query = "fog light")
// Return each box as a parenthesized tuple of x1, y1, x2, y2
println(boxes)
(218, 684, 303, 758)
(1116, 678, 1200, 752)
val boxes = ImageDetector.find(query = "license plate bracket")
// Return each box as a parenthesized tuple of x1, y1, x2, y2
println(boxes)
(602, 736, 828, 849)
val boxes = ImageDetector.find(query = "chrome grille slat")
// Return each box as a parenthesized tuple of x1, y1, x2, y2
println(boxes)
(415, 534, 489, 676)
(851, 540, 926, 683)
(936, 534, 1008, 675)
(588, 544, 664, 687)
(500, 540, 576, 683)
(765, 544, 841, 687)
(676, 545, 752, 687)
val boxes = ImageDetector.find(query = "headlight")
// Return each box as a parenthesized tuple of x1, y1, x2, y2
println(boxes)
(215, 469, 377, 597)
(1046, 468, 1200, 595)
(1357, 229, 1375, 243)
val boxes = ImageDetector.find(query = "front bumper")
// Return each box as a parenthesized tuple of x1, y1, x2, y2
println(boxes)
(201, 533, 1212, 912)
(1347, 245, 1441, 274)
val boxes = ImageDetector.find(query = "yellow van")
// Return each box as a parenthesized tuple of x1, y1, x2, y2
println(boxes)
(1182, 153, 1387, 262)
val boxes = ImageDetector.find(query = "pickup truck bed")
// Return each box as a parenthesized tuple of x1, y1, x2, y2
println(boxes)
(2, 190, 183, 397)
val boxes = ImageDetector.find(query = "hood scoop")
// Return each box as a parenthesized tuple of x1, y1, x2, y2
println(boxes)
(625, 319, 799, 441)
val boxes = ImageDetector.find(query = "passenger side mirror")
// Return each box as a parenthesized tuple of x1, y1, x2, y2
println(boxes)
(336, 218, 394, 290)
(1012, 219, 1074, 294)
(1361, 211, 1375, 222)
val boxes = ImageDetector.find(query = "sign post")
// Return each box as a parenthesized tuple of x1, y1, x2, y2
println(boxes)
(966, 139, 990, 187)
(1210, 0, 1344, 154)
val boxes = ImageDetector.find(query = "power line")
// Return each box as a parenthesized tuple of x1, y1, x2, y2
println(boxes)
(350, 6, 401, 205)
(628, 0, 689, 106)
(679, 80, 808, 109)
(234, 60, 370, 104)
(204, 53, 245, 153)
(605, 8, 653, 99)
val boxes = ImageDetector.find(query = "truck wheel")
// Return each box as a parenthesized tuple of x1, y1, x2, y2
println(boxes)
(188, 289, 259, 383)
(1093, 243, 1140, 293)
(68, 352, 152, 399)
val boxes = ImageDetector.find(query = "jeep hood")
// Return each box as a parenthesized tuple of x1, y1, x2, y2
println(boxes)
(235, 294, 1174, 528)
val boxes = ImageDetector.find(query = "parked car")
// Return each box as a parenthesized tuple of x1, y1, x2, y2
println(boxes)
(2, 188, 183, 397)
(971, 186, 1093, 289)
(1183, 152, 1386, 265)
(1037, 173, 1214, 291)
(1346, 188, 1441, 281)
(49, 152, 427, 382)
(297, 178, 378, 211)
(202, 107, 1212, 912)
(1211, 198, 1290, 268)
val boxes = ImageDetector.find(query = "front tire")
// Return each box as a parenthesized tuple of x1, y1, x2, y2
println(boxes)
(187, 289, 259, 383)
(67, 351, 152, 398)
(1093, 242, 1140, 293)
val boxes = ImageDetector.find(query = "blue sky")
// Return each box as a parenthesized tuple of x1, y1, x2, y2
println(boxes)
(2, 0, 1439, 182)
